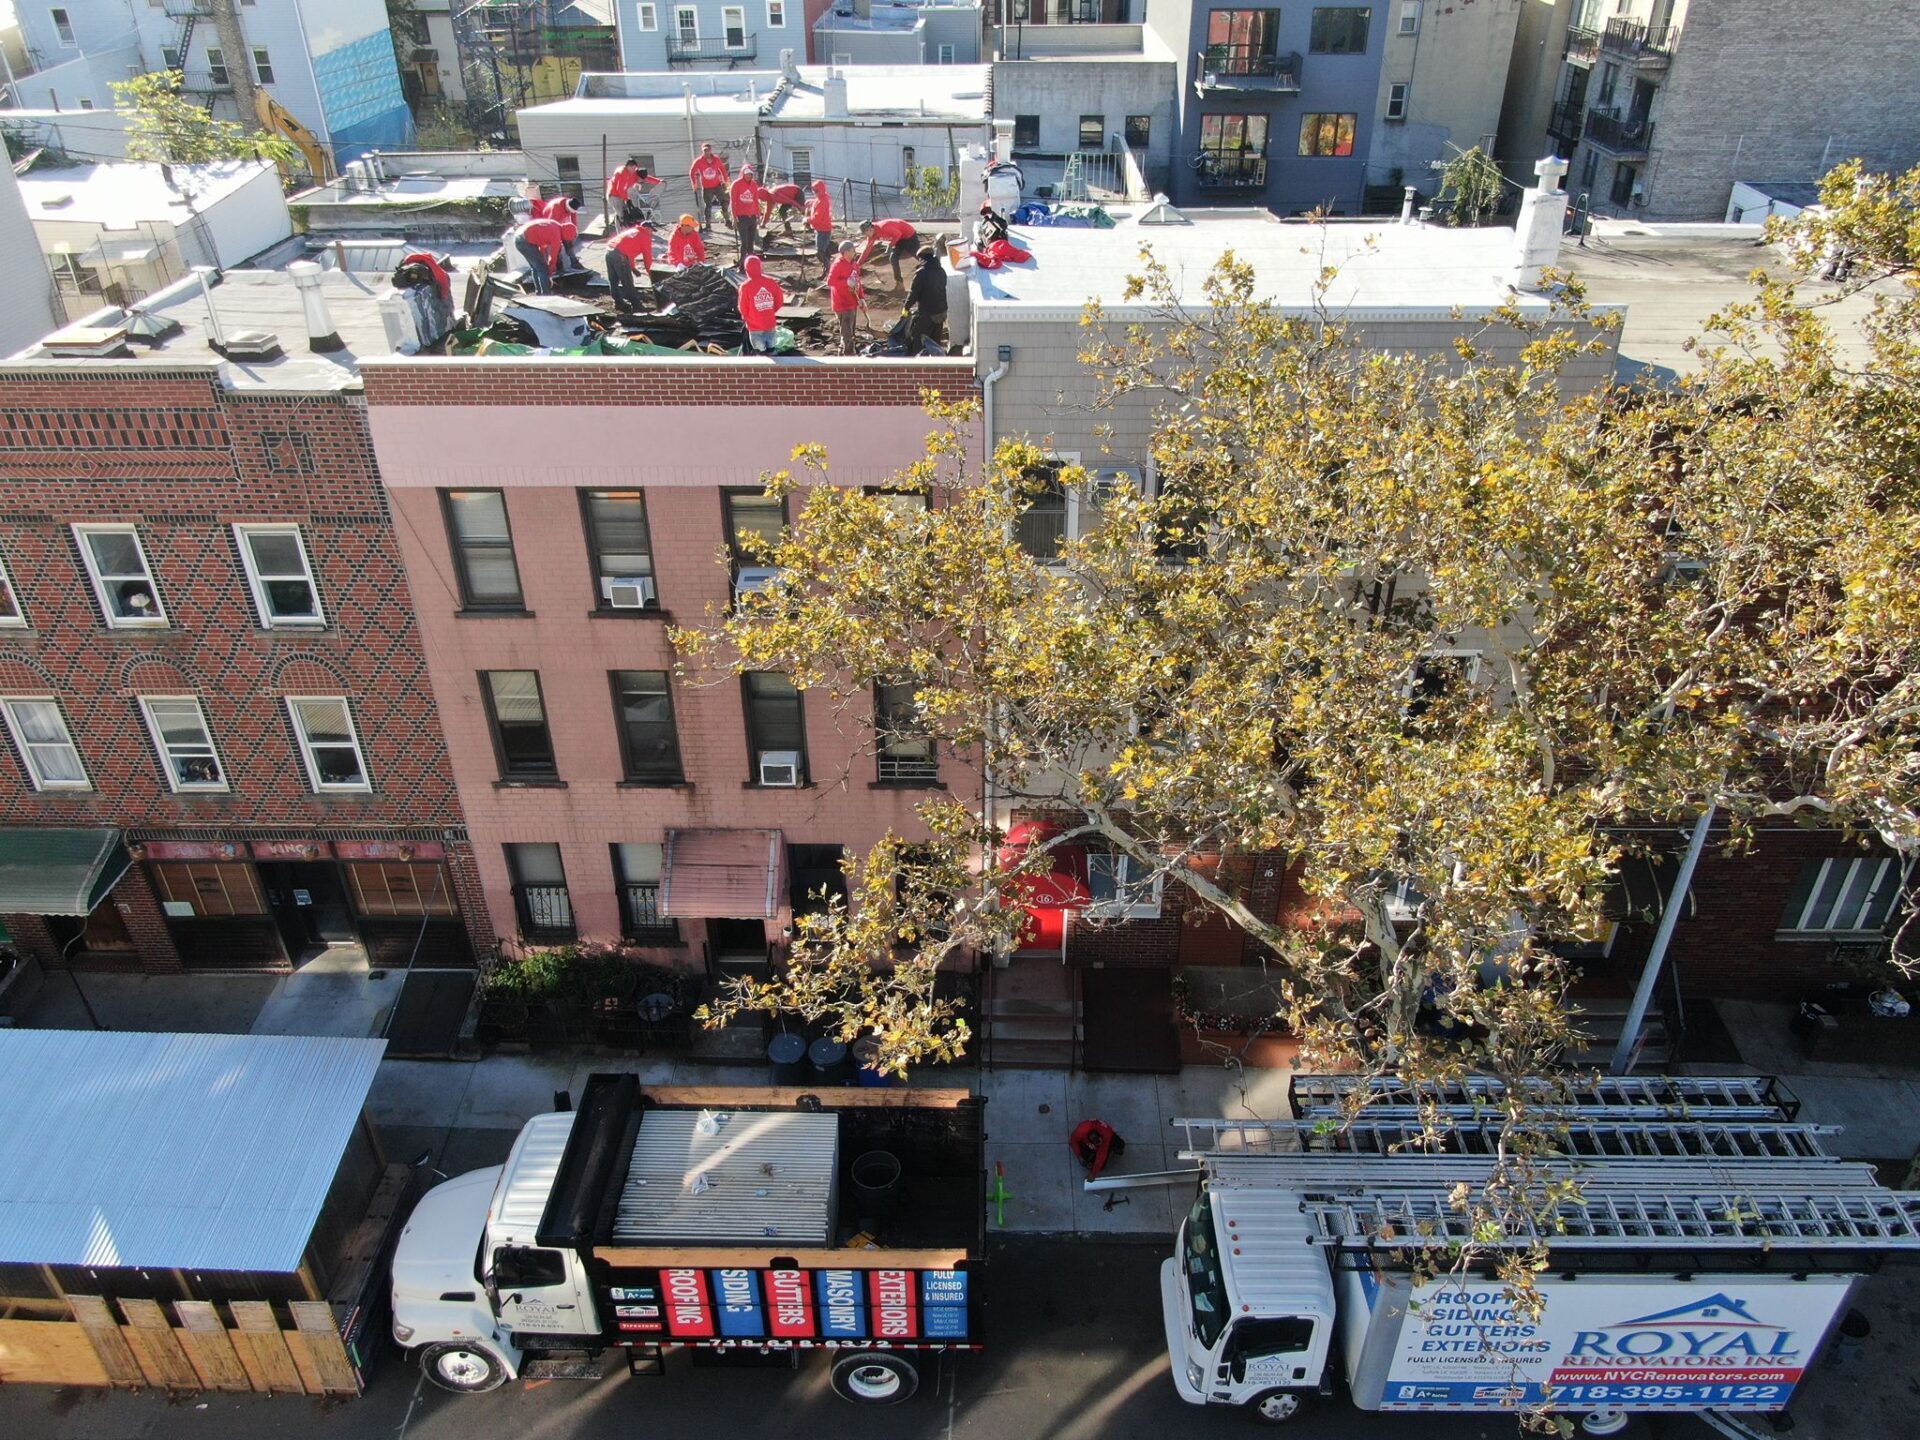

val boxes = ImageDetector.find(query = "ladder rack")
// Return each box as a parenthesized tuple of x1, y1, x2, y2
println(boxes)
(1286, 1073, 1799, 1118)
(1201, 1155, 1889, 1193)
(1175, 1115, 1839, 1162)
(1301, 1187, 1920, 1252)
(1292, 1101, 1793, 1123)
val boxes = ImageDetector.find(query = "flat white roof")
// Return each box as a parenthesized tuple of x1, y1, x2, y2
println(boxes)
(0, 1030, 385, 1273)
(814, 3, 924, 31)
(520, 91, 770, 121)
(18, 159, 273, 230)
(968, 213, 1577, 320)
(768, 64, 992, 122)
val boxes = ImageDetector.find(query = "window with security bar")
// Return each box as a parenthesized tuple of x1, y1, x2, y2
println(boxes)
(614, 843, 678, 942)
(875, 682, 938, 783)
(507, 843, 575, 940)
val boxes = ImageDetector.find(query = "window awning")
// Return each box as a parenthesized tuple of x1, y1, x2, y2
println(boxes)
(660, 829, 785, 919)
(0, 828, 131, 915)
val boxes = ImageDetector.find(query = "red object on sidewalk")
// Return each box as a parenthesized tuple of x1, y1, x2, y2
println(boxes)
(1069, 1119, 1125, 1179)
(972, 238, 1033, 270)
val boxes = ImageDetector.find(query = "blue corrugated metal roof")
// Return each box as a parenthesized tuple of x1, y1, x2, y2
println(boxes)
(0, 1030, 385, 1273)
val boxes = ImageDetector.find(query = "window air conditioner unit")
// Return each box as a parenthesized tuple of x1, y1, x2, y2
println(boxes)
(734, 566, 782, 601)
(603, 574, 656, 608)
(757, 749, 801, 786)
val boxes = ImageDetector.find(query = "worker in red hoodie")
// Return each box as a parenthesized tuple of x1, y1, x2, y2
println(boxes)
(604, 222, 656, 312)
(689, 142, 730, 230)
(803, 179, 835, 278)
(737, 255, 785, 355)
(826, 239, 862, 355)
(536, 193, 583, 272)
(756, 180, 804, 237)
(729, 164, 763, 258)
(858, 216, 920, 288)
(667, 213, 707, 268)
(607, 156, 663, 225)
(511, 215, 564, 295)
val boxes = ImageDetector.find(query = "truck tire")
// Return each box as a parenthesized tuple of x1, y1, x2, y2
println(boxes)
(420, 1342, 508, 1394)
(1245, 1389, 1314, 1424)
(829, 1351, 919, 1404)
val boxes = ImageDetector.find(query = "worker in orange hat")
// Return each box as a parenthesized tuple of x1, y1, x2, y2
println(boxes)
(668, 213, 707, 267)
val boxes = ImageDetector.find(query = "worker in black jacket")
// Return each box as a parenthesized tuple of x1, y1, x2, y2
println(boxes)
(903, 246, 948, 354)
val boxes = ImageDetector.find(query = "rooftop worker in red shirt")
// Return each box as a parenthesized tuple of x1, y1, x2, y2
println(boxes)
(667, 213, 707, 268)
(511, 215, 563, 295)
(535, 193, 583, 272)
(729, 164, 763, 259)
(803, 179, 835, 279)
(689, 143, 730, 230)
(737, 255, 786, 355)
(826, 239, 862, 355)
(604, 222, 656, 312)
(607, 156, 663, 225)
(858, 217, 919, 288)
(756, 179, 804, 236)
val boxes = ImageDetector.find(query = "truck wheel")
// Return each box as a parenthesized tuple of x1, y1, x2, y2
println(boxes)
(1246, 1389, 1314, 1424)
(420, 1342, 507, 1394)
(829, 1351, 919, 1404)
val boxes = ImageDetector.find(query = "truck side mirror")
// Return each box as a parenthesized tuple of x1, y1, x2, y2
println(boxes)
(1229, 1351, 1247, 1383)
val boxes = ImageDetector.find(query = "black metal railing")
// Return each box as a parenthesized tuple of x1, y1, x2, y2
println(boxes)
(1192, 152, 1269, 189)
(1564, 24, 1601, 64)
(1195, 46, 1302, 92)
(878, 749, 940, 783)
(667, 33, 757, 64)
(1584, 110, 1653, 155)
(620, 882, 679, 942)
(1602, 17, 1676, 59)
(1547, 100, 1586, 146)
(514, 884, 576, 940)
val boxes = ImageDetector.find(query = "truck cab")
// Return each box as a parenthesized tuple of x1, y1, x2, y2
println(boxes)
(1162, 1188, 1335, 1423)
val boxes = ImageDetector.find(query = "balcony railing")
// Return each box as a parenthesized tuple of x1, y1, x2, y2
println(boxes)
(1547, 100, 1586, 147)
(878, 748, 940, 784)
(1583, 110, 1653, 157)
(1564, 25, 1600, 64)
(620, 882, 679, 942)
(667, 33, 757, 65)
(1191, 152, 1269, 189)
(1602, 16, 1676, 62)
(514, 884, 576, 940)
(1195, 45, 1302, 94)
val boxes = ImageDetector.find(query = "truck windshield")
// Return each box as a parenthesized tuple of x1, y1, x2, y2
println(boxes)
(1183, 1194, 1231, 1350)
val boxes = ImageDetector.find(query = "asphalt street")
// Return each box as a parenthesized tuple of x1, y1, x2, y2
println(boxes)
(0, 1239, 1739, 1440)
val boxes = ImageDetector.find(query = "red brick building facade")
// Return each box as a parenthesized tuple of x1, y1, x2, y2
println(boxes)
(0, 362, 492, 977)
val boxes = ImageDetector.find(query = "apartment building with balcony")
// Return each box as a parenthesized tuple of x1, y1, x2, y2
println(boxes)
(0, 266, 493, 1047)
(361, 359, 981, 998)
(4, 0, 414, 164)
(613, 0, 800, 68)
(1526, 0, 1920, 220)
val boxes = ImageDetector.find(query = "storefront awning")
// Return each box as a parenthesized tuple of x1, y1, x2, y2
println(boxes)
(660, 829, 784, 919)
(0, 828, 131, 915)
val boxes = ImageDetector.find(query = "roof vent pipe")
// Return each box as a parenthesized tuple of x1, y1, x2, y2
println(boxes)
(1512, 154, 1570, 292)
(824, 74, 849, 118)
(781, 48, 800, 82)
(195, 266, 225, 350)
(286, 260, 344, 353)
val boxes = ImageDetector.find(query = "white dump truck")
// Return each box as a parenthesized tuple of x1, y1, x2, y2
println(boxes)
(1154, 1074, 1920, 1432)
(392, 1075, 984, 1403)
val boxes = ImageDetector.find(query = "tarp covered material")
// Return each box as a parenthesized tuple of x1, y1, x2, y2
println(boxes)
(0, 827, 129, 915)
(0, 1030, 386, 1272)
(660, 828, 784, 919)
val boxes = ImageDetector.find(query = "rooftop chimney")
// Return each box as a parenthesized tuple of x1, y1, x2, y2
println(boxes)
(1512, 154, 1570, 292)
(823, 73, 850, 118)
(287, 260, 344, 353)
(853, 0, 872, 17)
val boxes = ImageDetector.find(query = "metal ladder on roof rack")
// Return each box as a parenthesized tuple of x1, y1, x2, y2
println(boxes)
(1286, 1073, 1797, 1116)
(1175, 1115, 1840, 1162)
(1291, 1101, 1793, 1123)
(1299, 1186, 1920, 1252)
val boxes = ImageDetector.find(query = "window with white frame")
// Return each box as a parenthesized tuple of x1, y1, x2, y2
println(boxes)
(0, 551, 24, 627)
(139, 696, 227, 791)
(938, 42, 955, 63)
(639, 1, 658, 28)
(252, 47, 274, 84)
(674, 5, 698, 42)
(1386, 81, 1409, 121)
(1780, 856, 1905, 936)
(234, 524, 323, 627)
(1397, 0, 1420, 34)
(767, 0, 786, 26)
(0, 697, 88, 790)
(206, 47, 229, 87)
(286, 696, 371, 792)
(1066, 462, 1148, 542)
(1087, 854, 1164, 918)
(74, 524, 167, 627)
(1405, 649, 1482, 718)
(50, 8, 75, 46)
(722, 6, 746, 47)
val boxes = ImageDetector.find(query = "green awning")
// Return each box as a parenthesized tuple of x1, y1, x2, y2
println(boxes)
(0, 829, 130, 916)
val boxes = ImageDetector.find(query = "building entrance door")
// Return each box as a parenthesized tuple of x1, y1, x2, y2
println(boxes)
(260, 861, 358, 957)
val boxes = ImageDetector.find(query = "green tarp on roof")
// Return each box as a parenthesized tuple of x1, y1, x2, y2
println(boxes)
(0, 828, 129, 915)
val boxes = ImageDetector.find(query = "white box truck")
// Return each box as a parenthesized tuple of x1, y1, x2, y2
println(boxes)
(391, 1075, 984, 1404)
(1153, 1074, 1920, 1433)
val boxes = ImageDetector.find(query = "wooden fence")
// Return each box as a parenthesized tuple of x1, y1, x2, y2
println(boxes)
(0, 1297, 358, 1394)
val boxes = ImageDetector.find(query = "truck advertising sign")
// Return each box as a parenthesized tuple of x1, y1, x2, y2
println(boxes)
(610, 1268, 972, 1347)
(1377, 1274, 1853, 1411)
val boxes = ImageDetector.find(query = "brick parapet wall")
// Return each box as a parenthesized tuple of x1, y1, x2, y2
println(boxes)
(358, 358, 979, 409)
